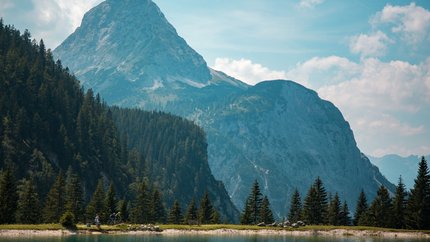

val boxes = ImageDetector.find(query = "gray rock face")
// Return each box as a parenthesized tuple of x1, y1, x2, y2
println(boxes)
(54, 0, 395, 218)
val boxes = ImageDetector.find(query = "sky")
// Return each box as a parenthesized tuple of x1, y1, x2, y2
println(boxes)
(1, 0, 429, 157)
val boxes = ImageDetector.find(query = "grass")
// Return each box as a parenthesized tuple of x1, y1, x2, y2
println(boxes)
(0, 223, 429, 234)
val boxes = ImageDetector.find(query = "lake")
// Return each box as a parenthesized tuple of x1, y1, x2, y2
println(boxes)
(0, 234, 426, 242)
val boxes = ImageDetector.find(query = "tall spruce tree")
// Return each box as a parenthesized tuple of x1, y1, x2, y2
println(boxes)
(168, 200, 183, 224)
(130, 181, 150, 224)
(242, 180, 263, 224)
(65, 169, 84, 223)
(259, 196, 274, 224)
(15, 178, 41, 224)
(198, 191, 214, 224)
(105, 183, 117, 215)
(406, 156, 430, 229)
(184, 198, 198, 224)
(353, 190, 368, 226)
(86, 178, 106, 222)
(240, 198, 252, 225)
(314, 177, 328, 224)
(367, 185, 393, 228)
(392, 176, 407, 229)
(303, 185, 318, 225)
(0, 168, 18, 224)
(117, 199, 129, 222)
(149, 188, 165, 223)
(339, 200, 351, 226)
(288, 189, 302, 222)
(328, 193, 341, 226)
(42, 172, 66, 223)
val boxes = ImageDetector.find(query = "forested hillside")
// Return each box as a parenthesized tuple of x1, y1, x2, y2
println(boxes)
(0, 20, 238, 223)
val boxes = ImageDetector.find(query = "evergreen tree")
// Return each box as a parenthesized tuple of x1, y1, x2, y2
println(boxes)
(198, 191, 214, 224)
(149, 187, 165, 223)
(313, 177, 328, 224)
(184, 198, 198, 224)
(303, 185, 318, 225)
(0, 168, 18, 224)
(64, 169, 84, 223)
(168, 200, 183, 224)
(406, 156, 430, 229)
(353, 190, 368, 226)
(241, 180, 263, 224)
(366, 185, 393, 228)
(42, 172, 66, 223)
(16, 178, 41, 224)
(105, 183, 117, 214)
(392, 176, 407, 229)
(117, 199, 129, 222)
(86, 178, 106, 222)
(327, 193, 341, 226)
(211, 209, 220, 224)
(339, 200, 351, 226)
(288, 188, 302, 222)
(130, 181, 150, 224)
(259, 196, 274, 224)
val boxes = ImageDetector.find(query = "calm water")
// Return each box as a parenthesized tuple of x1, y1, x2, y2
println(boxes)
(0, 234, 426, 242)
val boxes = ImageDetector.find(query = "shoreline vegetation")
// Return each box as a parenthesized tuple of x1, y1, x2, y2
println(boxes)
(0, 224, 429, 239)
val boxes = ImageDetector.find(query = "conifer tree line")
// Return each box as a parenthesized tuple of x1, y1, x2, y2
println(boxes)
(282, 156, 430, 229)
(0, 21, 235, 224)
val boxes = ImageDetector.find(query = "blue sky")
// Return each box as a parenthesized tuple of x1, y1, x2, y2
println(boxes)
(1, 0, 429, 157)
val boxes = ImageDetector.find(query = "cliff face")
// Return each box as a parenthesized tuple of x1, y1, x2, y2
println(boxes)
(55, 0, 395, 218)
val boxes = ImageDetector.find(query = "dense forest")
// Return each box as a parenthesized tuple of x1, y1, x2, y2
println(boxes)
(0, 20, 238, 224)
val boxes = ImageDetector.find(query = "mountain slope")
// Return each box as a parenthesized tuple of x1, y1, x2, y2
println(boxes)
(369, 154, 429, 189)
(0, 21, 238, 222)
(54, 0, 395, 218)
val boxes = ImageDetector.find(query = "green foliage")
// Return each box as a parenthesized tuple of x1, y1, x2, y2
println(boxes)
(60, 211, 76, 229)
(328, 193, 341, 226)
(64, 168, 84, 223)
(0, 168, 18, 223)
(406, 156, 430, 229)
(288, 188, 302, 222)
(392, 177, 407, 229)
(15, 178, 41, 224)
(303, 177, 328, 225)
(241, 180, 263, 225)
(105, 183, 117, 214)
(259, 196, 274, 224)
(354, 190, 368, 226)
(168, 200, 183, 224)
(130, 181, 150, 224)
(365, 186, 393, 228)
(184, 199, 198, 224)
(198, 191, 214, 224)
(149, 187, 165, 223)
(339, 201, 351, 226)
(42, 172, 65, 223)
(86, 178, 106, 222)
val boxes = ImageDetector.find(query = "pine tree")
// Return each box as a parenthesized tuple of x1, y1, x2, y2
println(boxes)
(184, 198, 198, 224)
(339, 200, 351, 226)
(303, 185, 318, 225)
(149, 188, 165, 223)
(198, 191, 214, 224)
(43, 172, 66, 223)
(130, 181, 150, 224)
(64, 169, 84, 223)
(406, 156, 430, 229)
(16, 178, 41, 224)
(105, 183, 117, 214)
(353, 189, 368, 226)
(240, 198, 252, 225)
(328, 193, 341, 225)
(288, 188, 302, 222)
(168, 200, 183, 224)
(259, 196, 274, 224)
(392, 176, 407, 229)
(313, 177, 328, 224)
(367, 185, 393, 228)
(0, 168, 18, 224)
(86, 178, 106, 222)
(241, 180, 263, 225)
(211, 209, 220, 224)
(117, 199, 128, 222)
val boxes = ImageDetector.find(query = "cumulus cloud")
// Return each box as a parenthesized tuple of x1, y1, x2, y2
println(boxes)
(212, 58, 287, 85)
(349, 31, 393, 57)
(372, 2, 430, 44)
(298, 0, 324, 9)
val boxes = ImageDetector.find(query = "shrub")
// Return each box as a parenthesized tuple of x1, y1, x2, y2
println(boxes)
(60, 211, 76, 229)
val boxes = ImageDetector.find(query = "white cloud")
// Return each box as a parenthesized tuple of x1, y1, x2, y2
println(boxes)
(212, 58, 287, 85)
(298, 0, 324, 9)
(349, 31, 393, 57)
(372, 2, 430, 44)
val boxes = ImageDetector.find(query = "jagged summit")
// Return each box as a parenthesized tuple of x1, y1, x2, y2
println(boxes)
(55, 0, 211, 94)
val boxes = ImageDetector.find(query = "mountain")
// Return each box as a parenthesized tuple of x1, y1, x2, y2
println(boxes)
(369, 154, 429, 189)
(0, 21, 238, 222)
(54, 0, 395, 217)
